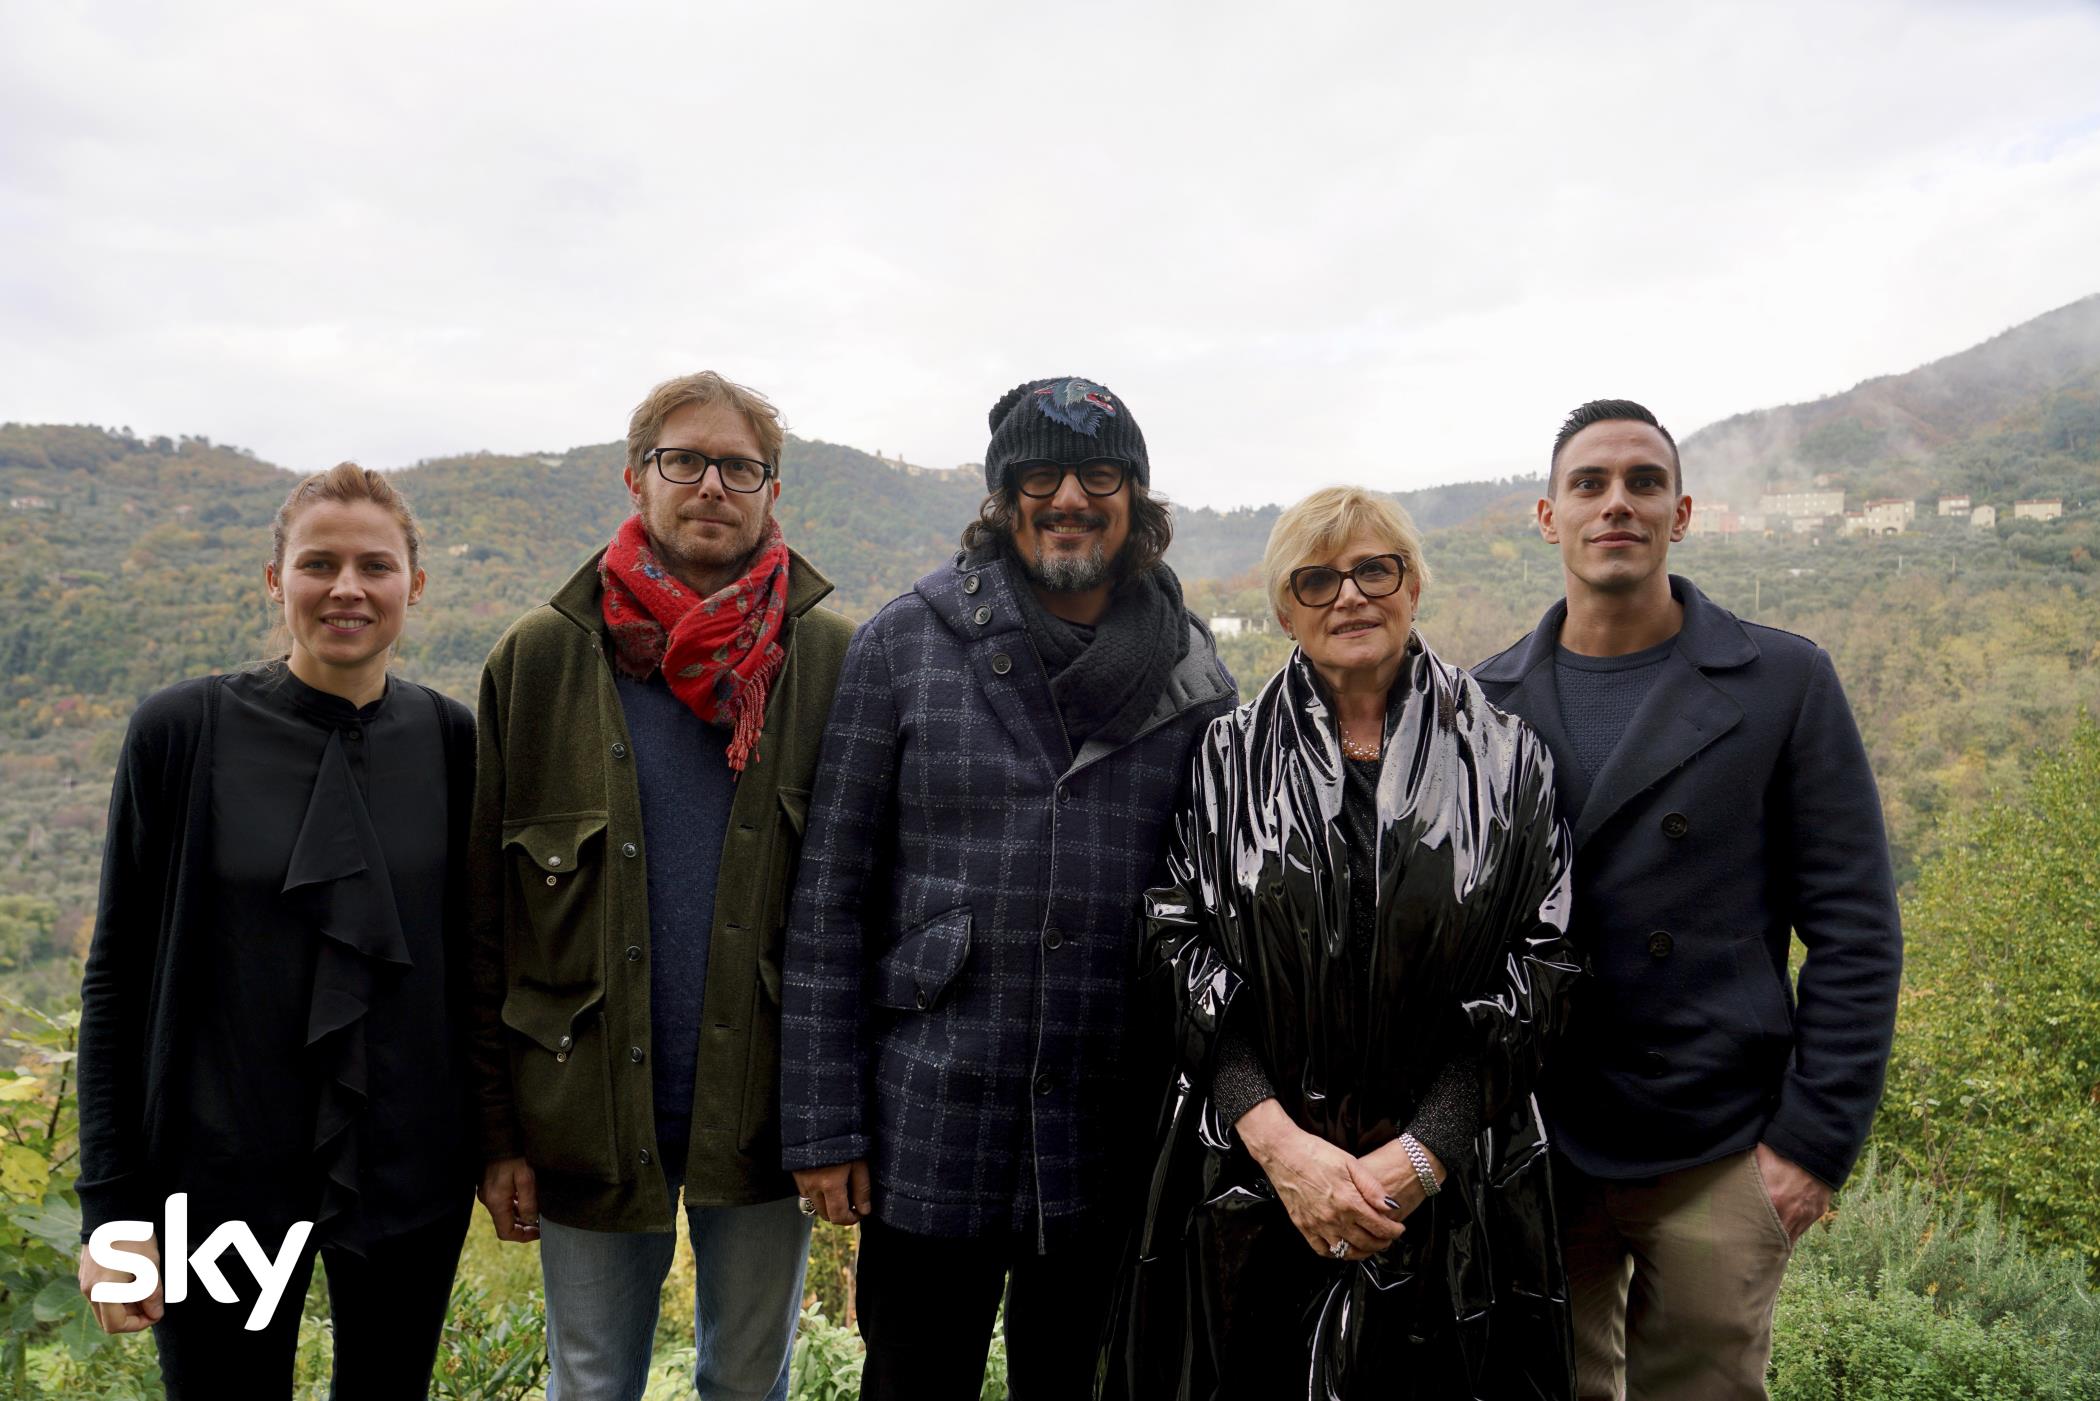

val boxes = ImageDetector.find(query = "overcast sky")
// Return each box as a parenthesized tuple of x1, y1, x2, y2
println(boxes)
(3, 1, 2097, 509)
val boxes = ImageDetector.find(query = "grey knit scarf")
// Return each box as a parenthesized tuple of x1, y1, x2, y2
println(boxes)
(1008, 552, 1190, 749)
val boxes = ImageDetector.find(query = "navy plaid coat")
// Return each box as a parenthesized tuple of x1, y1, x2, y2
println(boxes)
(779, 552, 1236, 1246)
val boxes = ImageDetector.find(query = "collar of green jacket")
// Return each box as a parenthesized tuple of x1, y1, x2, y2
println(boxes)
(547, 539, 837, 637)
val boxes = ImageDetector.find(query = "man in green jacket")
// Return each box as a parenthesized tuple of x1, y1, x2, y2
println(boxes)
(466, 371, 851, 1401)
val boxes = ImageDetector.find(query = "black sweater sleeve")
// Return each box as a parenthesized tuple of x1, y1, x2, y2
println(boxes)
(74, 681, 207, 1233)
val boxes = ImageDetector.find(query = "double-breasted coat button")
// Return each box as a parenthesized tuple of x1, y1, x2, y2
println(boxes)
(622, 841, 638, 858)
(611, 741, 628, 759)
(546, 854, 562, 868)
(625, 944, 642, 962)
(555, 1052, 568, 1063)
(973, 605, 993, 626)
(1662, 812, 1689, 839)
(991, 652, 1013, 675)
(1034, 1073, 1055, 1096)
(558, 1034, 573, 1051)
(639, 1148, 652, 1166)
(629, 1046, 645, 1064)
(1648, 930, 1674, 959)
(1043, 928, 1063, 951)
(545, 875, 558, 887)
(915, 989, 930, 1010)
(963, 575, 981, 595)
(1056, 785, 1071, 806)
(1641, 1051, 1668, 1078)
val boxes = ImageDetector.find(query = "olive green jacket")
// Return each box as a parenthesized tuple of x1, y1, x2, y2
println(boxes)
(465, 547, 851, 1231)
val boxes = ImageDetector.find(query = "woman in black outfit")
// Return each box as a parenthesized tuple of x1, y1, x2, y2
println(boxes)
(75, 462, 476, 1398)
(1105, 485, 1583, 1400)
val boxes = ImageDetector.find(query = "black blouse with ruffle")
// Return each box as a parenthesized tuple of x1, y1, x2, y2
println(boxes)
(180, 664, 468, 1249)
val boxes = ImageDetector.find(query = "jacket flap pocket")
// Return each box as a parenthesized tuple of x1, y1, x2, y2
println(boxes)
(503, 813, 608, 872)
(501, 984, 607, 1055)
(872, 907, 972, 1012)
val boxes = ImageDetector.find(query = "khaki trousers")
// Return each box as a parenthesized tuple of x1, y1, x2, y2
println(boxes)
(1555, 1149, 1794, 1401)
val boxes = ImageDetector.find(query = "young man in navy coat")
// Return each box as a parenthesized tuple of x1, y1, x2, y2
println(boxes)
(1474, 399, 1903, 1401)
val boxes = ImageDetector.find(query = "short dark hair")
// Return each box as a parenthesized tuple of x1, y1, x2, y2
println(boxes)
(959, 479, 1174, 579)
(1549, 399, 1681, 493)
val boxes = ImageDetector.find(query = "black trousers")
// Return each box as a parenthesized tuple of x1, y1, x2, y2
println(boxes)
(152, 1198, 471, 1400)
(856, 1215, 1123, 1401)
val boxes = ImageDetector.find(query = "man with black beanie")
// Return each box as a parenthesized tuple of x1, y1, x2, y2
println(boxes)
(779, 376, 1236, 1399)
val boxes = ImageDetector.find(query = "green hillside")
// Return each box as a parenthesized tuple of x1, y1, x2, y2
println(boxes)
(4, 292, 2100, 1012)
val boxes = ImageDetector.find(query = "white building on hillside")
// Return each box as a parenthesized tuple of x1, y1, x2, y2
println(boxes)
(1938, 495, 1971, 516)
(1971, 505, 1998, 529)
(2014, 498, 2063, 522)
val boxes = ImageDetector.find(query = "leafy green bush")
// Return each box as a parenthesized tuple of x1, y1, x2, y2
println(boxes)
(786, 1307, 862, 1401)
(1772, 1264, 2099, 1400)
(1795, 1154, 2100, 1360)
(1770, 1154, 2100, 1399)
(1872, 716, 2100, 1276)
(430, 1278, 548, 1399)
(0, 996, 178, 1399)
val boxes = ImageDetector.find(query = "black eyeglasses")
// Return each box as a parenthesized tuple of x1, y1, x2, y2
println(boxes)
(1288, 554, 1409, 608)
(644, 448, 775, 493)
(1013, 460, 1130, 499)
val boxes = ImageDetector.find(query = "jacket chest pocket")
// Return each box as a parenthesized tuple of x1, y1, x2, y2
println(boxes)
(503, 813, 610, 988)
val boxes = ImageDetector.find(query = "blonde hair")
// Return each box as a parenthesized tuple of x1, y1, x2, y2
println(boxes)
(271, 461, 423, 574)
(1260, 485, 1432, 621)
(626, 371, 786, 472)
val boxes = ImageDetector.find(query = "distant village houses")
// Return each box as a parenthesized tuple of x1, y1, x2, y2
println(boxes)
(1209, 615, 1266, 639)
(1681, 483, 2077, 544)
(8, 495, 52, 510)
(1759, 488, 1845, 519)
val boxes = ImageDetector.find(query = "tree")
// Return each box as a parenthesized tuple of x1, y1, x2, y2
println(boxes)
(1873, 716, 2100, 1277)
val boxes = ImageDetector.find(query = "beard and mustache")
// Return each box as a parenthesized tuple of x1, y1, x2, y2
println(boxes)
(1019, 506, 1119, 593)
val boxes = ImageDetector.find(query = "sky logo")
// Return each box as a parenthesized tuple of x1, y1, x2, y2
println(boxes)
(87, 1194, 313, 1332)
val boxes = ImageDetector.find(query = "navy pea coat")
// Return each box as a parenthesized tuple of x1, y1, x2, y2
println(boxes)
(779, 552, 1236, 1246)
(1472, 575, 1902, 1187)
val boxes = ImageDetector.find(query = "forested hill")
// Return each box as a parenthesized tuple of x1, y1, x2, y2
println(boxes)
(0, 420, 1555, 717)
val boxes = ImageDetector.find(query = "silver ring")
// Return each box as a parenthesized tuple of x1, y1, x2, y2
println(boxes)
(798, 1197, 817, 1216)
(1328, 1238, 1348, 1259)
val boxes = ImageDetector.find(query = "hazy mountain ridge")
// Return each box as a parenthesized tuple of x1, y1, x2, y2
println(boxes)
(1677, 293, 2100, 507)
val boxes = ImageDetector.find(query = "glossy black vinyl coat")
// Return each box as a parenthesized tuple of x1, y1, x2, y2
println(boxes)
(1103, 643, 1582, 1400)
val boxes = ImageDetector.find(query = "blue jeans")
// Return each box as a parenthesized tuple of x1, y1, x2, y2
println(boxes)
(539, 1179, 812, 1401)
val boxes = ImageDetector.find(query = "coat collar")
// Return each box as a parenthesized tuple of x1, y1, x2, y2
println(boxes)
(549, 538, 836, 636)
(1473, 574, 1757, 686)
(1477, 575, 1757, 851)
(918, 549, 1233, 778)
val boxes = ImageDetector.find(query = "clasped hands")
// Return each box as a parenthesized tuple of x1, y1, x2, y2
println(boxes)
(1237, 1099, 1442, 1262)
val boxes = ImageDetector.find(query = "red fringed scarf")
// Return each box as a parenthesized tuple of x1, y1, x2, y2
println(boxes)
(599, 514, 791, 774)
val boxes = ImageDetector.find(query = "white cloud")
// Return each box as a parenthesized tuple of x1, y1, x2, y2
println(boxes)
(3, 0, 2096, 506)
